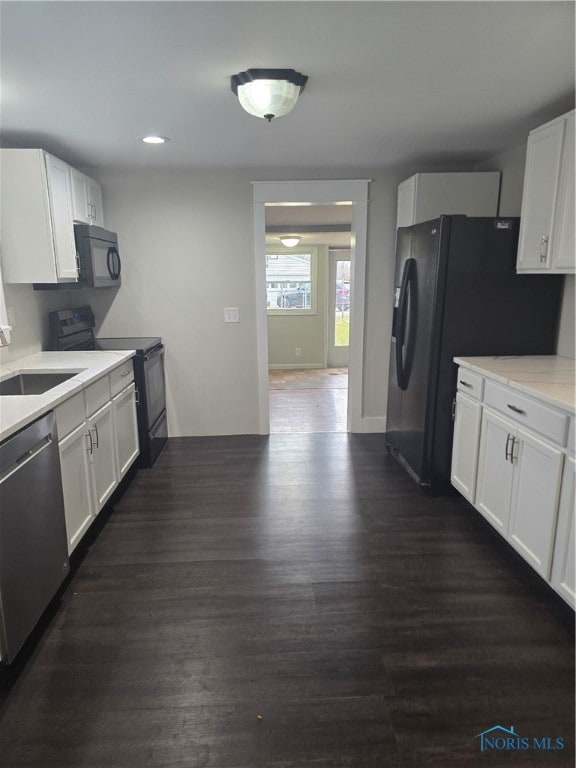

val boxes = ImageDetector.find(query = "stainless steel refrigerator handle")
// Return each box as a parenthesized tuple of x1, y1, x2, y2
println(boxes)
(396, 258, 414, 391)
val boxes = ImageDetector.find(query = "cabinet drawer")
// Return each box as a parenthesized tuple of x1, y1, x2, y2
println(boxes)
(456, 368, 484, 400)
(84, 375, 110, 417)
(109, 359, 134, 398)
(484, 380, 568, 445)
(55, 391, 85, 440)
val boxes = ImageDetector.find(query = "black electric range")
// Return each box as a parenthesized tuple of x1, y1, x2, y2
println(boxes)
(49, 307, 167, 468)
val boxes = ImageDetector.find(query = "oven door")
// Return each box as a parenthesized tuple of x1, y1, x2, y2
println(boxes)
(143, 344, 166, 430)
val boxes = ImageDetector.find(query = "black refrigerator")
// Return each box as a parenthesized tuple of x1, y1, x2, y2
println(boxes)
(385, 215, 563, 495)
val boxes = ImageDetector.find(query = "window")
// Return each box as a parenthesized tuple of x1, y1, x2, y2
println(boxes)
(266, 247, 318, 315)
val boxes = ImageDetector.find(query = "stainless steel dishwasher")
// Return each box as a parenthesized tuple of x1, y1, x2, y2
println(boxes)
(0, 411, 69, 663)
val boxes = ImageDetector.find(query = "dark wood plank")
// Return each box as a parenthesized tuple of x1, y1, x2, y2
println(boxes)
(0, 434, 573, 767)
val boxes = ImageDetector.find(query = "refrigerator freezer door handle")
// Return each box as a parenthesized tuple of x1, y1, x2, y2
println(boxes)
(396, 258, 415, 391)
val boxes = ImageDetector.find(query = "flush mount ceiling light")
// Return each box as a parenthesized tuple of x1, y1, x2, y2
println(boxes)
(141, 136, 169, 144)
(279, 236, 301, 247)
(230, 69, 308, 122)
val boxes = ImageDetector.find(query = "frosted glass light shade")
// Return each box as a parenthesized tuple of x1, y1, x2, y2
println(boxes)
(279, 236, 301, 247)
(231, 69, 308, 122)
(238, 80, 300, 121)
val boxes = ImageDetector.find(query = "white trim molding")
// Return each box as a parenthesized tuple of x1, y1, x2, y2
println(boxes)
(252, 179, 371, 434)
(361, 416, 387, 434)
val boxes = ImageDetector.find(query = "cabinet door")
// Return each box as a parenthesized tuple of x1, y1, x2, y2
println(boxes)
(70, 166, 90, 224)
(59, 422, 94, 554)
(87, 178, 105, 227)
(475, 409, 515, 534)
(552, 113, 575, 273)
(551, 456, 576, 607)
(112, 383, 140, 479)
(44, 153, 78, 280)
(88, 401, 118, 513)
(396, 176, 417, 228)
(508, 428, 564, 578)
(517, 119, 565, 271)
(451, 392, 482, 503)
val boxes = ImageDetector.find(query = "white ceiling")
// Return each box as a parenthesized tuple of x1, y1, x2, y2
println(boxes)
(1, 1, 574, 172)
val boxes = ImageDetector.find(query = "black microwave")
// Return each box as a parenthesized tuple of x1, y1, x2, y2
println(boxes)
(74, 224, 121, 288)
(34, 225, 121, 291)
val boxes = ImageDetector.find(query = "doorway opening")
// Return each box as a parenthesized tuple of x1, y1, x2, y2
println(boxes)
(252, 180, 370, 435)
(265, 206, 351, 434)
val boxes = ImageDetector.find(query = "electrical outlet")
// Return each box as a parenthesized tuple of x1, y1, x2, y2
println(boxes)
(224, 307, 240, 323)
(295, 347, 301, 357)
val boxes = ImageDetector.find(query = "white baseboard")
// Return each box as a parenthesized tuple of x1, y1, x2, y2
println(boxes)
(360, 416, 386, 433)
(268, 364, 325, 370)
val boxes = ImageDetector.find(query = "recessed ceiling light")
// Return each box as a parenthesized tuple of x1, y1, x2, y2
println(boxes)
(141, 136, 169, 144)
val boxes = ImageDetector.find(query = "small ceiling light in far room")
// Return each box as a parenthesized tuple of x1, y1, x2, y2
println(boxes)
(230, 69, 308, 122)
(141, 136, 169, 144)
(280, 236, 301, 247)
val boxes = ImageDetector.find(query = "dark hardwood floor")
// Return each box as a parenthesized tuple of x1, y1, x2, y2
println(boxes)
(0, 434, 574, 767)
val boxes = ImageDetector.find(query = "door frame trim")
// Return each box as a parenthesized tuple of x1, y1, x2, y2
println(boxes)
(252, 179, 370, 433)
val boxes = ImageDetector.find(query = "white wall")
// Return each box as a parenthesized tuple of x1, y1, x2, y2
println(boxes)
(90, 165, 425, 436)
(88, 168, 260, 436)
(0, 284, 75, 364)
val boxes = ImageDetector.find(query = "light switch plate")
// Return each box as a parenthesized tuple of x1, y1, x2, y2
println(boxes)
(224, 307, 240, 323)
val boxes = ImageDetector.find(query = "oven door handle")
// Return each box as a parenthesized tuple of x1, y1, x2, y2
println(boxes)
(143, 344, 164, 362)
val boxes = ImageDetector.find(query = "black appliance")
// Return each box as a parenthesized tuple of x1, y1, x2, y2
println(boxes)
(35, 225, 121, 290)
(49, 307, 167, 468)
(386, 216, 563, 495)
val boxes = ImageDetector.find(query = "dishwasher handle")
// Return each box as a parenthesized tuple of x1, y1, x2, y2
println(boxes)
(0, 435, 53, 484)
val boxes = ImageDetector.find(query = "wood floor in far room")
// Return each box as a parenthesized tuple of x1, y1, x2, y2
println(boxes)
(269, 367, 348, 433)
(0, 433, 573, 767)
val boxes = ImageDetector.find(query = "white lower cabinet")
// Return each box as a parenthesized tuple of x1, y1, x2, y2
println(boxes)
(476, 409, 564, 578)
(507, 427, 564, 578)
(56, 359, 139, 554)
(59, 421, 94, 554)
(451, 362, 574, 606)
(88, 401, 118, 513)
(551, 456, 576, 607)
(450, 392, 482, 503)
(112, 382, 139, 479)
(475, 409, 516, 534)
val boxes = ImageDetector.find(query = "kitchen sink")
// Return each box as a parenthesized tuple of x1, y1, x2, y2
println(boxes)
(0, 372, 77, 396)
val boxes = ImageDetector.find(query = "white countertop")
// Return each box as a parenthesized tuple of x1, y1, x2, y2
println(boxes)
(454, 355, 576, 413)
(0, 350, 136, 442)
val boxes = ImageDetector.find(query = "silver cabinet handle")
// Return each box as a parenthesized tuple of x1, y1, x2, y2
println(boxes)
(507, 404, 527, 416)
(511, 436, 519, 464)
(86, 430, 93, 454)
(505, 433, 513, 462)
(134, 387, 140, 404)
(451, 398, 456, 420)
(91, 424, 99, 449)
(540, 235, 549, 263)
(459, 380, 473, 388)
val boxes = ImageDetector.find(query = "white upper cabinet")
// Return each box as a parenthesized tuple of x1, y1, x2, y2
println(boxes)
(517, 110, 575, 274)
(0, 149, 78, 283)
(71, 167, 105, 227)
(396, 172, 500, 229)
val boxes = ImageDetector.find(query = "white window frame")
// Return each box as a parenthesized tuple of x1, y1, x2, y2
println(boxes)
(266, 246, 319, 316)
